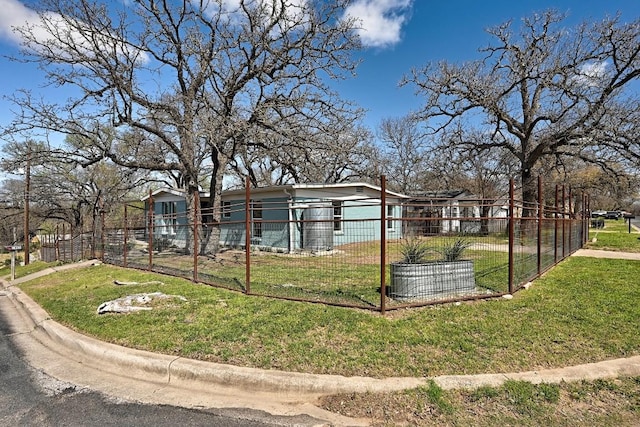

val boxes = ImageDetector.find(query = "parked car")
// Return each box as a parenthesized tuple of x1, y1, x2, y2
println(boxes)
(605, 211, 621, 219)
(591, 210, 607, 218)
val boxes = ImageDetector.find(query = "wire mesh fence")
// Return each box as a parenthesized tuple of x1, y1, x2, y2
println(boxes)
(39, 178, 589, 314)
(40, 224, 96, 263)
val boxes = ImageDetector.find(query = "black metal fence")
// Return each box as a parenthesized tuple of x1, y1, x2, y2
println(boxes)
(38, 177, 588, 314)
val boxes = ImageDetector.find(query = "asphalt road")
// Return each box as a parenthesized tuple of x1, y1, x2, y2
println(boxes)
(0, 299, 279, 427)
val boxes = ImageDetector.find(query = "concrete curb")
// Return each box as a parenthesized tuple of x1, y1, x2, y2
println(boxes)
(3, 259, 640, 398)
(3, 273, 428, 397)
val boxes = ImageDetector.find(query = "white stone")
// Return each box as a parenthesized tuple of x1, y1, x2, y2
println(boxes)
(97, 292, 186, 314)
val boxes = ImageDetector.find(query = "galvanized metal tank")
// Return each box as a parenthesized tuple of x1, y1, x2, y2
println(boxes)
(389, 260, 476, 300)
(302, 203, 334, 251)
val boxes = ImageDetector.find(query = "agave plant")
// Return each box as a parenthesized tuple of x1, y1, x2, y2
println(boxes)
(398, 237, 432, 264)
(436, 238, 472, 262)
(399, 237, 473, 263)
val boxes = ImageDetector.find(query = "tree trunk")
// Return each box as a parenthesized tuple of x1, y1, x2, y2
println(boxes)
(480, 202, 490, 236)
(520, 167, 538, 240)
(183, 189, 196, 255)
(203, 150, 227, 254)
(521, 167, 538, 218)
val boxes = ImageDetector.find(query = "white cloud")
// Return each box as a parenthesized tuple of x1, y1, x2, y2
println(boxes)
(212, 0, 310, 32)
(1, 0, 411, 56)
(580, 61, 608, 79)
(0, 0, 148, 63)
(572, 61, 609, 87)
(343, 0, 413, 48)
(0, 0, 41, 44)
(0, 0, 95, 50)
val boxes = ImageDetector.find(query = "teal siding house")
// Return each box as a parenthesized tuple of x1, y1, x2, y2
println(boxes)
(141, 188, 190, 247)
(143, 183, 407, 252)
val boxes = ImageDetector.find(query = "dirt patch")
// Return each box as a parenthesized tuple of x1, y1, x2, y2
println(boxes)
(320, 390, 451, 426)
(320, 377, 640, 426)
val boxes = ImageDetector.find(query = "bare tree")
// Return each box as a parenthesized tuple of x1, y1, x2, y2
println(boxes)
(283, 126, 374, 184)
(376, 116, 431, 194)
(5, 0, 362, 254)
(0, 177, 28, 246)
(403, 10, 640, 215)
(374, 116, 514, 196)
(227, 118, 372, 187)
(431, 143, 515, 199)
(1, 135, 147, 241)
(543, 159, 639, 212)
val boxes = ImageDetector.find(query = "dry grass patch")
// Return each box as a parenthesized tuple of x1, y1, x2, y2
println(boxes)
(321, 377, 640, 426)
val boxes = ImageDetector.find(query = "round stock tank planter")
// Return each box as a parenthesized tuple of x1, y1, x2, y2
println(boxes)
(389, 259, 476, 301)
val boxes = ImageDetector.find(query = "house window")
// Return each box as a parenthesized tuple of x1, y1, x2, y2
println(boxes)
(386, 204, 395, 231)
(251, 200, 262, 239)
(332, 201, 343, 232)
(161, 201, 177, 235)
(222, 201, 231, 219)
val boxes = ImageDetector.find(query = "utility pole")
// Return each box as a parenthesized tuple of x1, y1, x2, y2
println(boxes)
(23, 144, 31, 265)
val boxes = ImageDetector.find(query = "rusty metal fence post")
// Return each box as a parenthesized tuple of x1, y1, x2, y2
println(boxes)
(380, 175, 387, 315)
(561, 185, 566, 259)
(583, 192, 588, 244)
(508, 179, 514, 294)
(584, 193, 590, 245)
(123, 204, 128, 268)
(100, 197, 106, 263)
(147, 189, 153, 271)
(554, 185, 559, 263)
(70, 222, 74, 262)
(193, 191, 200, 282)
(62, 223, 67, 263)
(55, 224, 60, 261)
(245, 177, 251, 295)
(568, 187, 573, 254)
(537, 176, 543, 276)
(81, 225, 85, 261)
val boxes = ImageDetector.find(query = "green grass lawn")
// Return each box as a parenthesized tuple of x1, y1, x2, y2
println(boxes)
(12, 230, 640, 426)
(124, 235, 520, 307)
(17, 256, 640, 378)
(586, 219, 640, 252)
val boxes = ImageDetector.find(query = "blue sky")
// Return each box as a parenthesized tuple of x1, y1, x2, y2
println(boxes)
(0, 0, 639, 143)
(336, 0, 640, 131)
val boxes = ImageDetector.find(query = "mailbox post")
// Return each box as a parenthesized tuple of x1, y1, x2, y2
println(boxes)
(4, 245, 22, 281)
(623, 214, 636, 234)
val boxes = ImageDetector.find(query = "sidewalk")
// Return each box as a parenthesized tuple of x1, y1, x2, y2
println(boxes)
(572, 248, 640, 260)
(2, 254, 640, 426)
